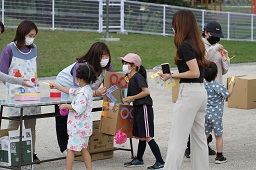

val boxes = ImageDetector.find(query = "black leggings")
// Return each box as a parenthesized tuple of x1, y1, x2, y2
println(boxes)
(55, 104, 68, 152)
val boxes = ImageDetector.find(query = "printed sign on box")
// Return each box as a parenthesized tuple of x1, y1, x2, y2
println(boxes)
(0, 129, 33, 170)
(100, 103, 134, 138)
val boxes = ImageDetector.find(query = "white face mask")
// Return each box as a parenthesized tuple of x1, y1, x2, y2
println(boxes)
(122, 65, 131, 74)
(100, 58, 109, 68)
(25, 37, 34, 46)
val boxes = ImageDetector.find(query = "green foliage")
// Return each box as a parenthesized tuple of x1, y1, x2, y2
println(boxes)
(0, 29, 255, 77)
(137, 0, 190, 7)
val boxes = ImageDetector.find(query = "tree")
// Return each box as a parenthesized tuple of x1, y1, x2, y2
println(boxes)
(136, 0, 190, 7)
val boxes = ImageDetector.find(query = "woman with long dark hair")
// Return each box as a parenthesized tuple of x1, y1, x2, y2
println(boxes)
(160, 9, 209, 170)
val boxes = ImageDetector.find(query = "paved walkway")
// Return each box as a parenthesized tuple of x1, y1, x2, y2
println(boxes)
(0, 62, 255, 170)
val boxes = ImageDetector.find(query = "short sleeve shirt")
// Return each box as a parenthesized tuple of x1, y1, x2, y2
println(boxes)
(127, 73, 153, 106)
(177, 40, 204, 83)
(204, 81, 230, 116)
(67, 85, 93, 137)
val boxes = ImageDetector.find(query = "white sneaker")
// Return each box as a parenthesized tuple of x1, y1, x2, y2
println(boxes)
(62, 149, 67, 157)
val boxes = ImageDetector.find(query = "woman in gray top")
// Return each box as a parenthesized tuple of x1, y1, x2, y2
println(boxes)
(0, 21, 32, 87)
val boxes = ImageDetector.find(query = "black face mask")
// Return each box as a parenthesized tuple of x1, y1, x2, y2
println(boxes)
(207, 36, 220, 45)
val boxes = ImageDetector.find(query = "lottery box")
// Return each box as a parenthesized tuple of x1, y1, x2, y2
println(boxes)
(0, 129, 33, 170)
(100, 102, 134, 138)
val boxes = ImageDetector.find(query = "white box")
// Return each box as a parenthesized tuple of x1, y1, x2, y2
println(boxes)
(0, 129, 33, 170)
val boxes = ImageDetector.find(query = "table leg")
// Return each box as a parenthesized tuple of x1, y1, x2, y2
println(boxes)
(0, 105, 3, 129)
(129, 138, 134, 158)
(18, 108, 24, 170)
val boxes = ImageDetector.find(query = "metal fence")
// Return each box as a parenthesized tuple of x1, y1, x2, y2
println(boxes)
(1, 0, 256, 41)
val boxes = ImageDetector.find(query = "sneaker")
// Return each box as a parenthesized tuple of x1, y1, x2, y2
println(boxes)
(208, 146, 216, 155)
(184, 148, 190, 158)
(124, 157, 144, 167)
(215, 156, 227, 164)
(147, 161, 165, 169)
(33, 154, 40, 164)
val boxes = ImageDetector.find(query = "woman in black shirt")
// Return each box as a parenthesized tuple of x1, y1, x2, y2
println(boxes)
(160, 9, 210, 170)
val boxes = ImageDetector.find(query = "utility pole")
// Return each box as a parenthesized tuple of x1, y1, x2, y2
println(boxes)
(99, 0, 120, 42)
(105, 0, 110, 39)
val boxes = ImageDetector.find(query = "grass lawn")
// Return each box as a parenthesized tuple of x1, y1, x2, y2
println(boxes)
(0, 28, 255, 77)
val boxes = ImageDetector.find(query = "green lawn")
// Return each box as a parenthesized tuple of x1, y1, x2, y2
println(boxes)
(0, 28, 255, 77)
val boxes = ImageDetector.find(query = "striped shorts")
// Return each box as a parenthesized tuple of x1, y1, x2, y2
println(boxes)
(133, 104, 154, 138)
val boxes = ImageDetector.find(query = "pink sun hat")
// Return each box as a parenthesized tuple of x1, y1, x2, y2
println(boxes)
(120, 53, 142, 67)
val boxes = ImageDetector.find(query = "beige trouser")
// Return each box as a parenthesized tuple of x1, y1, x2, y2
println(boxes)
(164, 83, 209, 170)
(8, 119, 36, 153)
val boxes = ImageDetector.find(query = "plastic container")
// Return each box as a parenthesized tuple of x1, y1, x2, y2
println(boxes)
(152, 65, 175, 89)
(50, 92, 61, 98)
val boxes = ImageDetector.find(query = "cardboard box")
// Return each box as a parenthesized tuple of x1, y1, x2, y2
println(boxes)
(100, 103, 134, 138)
(103, 71, 128, 104)
(227, 75, 256, 109)
(74, 121, 114, 162)
(0, 129, 33, 170)
(172, 78, 180, 103)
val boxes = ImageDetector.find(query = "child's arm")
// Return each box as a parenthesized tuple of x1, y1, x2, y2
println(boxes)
(227, 81, 235, 97)
(49, 83, 70, 94)
(124, 87, 149, 103)
(59, 103, 74, 111)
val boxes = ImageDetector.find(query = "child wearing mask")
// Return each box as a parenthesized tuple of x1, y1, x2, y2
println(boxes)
(50, 64, 97, 170)
(121, 53, 165, 170)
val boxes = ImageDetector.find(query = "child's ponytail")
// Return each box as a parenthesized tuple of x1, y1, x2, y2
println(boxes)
(137, 65, 147, 81)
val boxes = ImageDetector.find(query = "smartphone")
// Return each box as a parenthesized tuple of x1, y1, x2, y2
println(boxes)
(161, 63, 171, 74)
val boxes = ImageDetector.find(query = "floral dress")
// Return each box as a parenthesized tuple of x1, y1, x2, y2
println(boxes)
(67, 85, 93, 151)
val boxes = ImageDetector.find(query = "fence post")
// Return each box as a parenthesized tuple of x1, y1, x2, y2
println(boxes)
(105, 0, 110, 38)
(120, 0, 124, 33)
(99, 0, 103, 33)
(251, 14, 254, 41)
(1, 0, 4, 23)
(52, 0, 55, 30)
(202, 10, 205, 31)
(162, 5, 166, 36)
(227, 12, 230, 40)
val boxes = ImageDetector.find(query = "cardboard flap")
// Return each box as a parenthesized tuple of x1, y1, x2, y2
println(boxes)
(103, 71, 128, 103)
(0, 129, 16, 138)
(239, 75, 256, 80)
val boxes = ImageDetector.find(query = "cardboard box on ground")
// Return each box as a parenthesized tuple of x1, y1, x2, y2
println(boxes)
(0, 129, 33, 170)
(100, 71, 134, 138)
(227, 75, 256, 109)
(75, 121, 114, 161)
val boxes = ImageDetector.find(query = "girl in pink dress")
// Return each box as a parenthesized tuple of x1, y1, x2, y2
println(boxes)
(50, 64, 97, 170)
